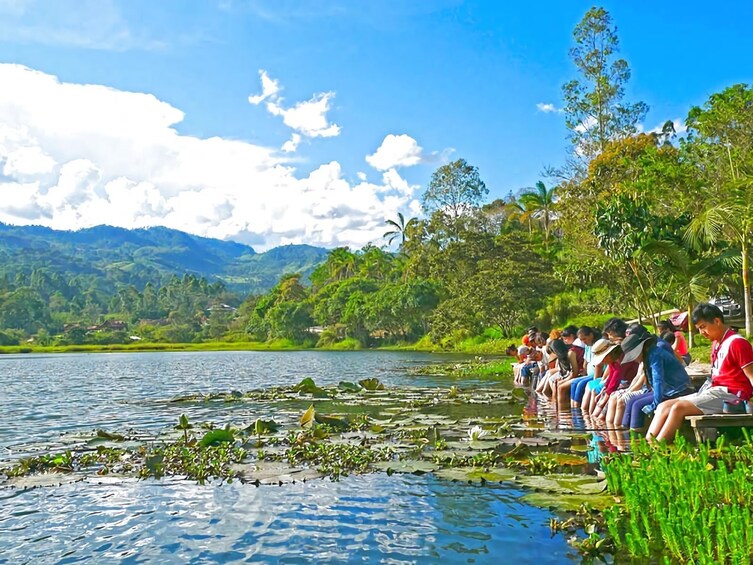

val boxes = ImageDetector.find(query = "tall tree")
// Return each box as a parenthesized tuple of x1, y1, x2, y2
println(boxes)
(561, 6, 648, 175)
(422, 159, 488, 239)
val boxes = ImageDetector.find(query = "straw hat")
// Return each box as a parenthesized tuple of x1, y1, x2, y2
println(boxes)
(591, 338, 620, 366)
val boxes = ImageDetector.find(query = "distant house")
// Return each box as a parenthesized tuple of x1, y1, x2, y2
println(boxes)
(207, 303, 237, 313)
(101, 319, 127, 331)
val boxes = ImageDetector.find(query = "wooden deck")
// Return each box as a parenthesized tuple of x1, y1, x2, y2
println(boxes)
(686, 414, 753, 442)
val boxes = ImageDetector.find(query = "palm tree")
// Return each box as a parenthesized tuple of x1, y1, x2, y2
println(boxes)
(383, 212, 417, 247)
(641, 241, 738, 347)
(517, 181, 558, 247)
(685, 174, 753, 336)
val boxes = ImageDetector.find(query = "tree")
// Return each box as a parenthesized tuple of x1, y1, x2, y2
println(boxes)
(383, 212, 417, 247)
(422, 159, 488, 239)
(562, 6, 648, 171)
(517, 181, 558, 247)
(685, 84, 753, 335)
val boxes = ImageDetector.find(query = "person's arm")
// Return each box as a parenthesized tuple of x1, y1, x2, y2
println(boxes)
(645, 352, 664, 413)
(743, 363, 753, 385)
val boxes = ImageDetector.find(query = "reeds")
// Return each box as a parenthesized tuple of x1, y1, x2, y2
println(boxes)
(603, 433, 753, 563)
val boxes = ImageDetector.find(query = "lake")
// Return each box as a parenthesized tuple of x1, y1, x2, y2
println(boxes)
(0, 351, 578, 563)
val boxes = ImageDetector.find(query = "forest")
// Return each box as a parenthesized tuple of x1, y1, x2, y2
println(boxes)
(1, 7, 752, 350)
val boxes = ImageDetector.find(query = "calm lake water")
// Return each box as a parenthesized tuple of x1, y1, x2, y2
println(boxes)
(0, 351, 578, 564)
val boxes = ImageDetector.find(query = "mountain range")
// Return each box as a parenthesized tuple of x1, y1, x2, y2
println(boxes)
(0, 223, 329, 296)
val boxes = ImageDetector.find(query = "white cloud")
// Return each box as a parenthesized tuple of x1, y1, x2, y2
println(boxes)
(281, 133, 301, 153)
(0, 64, 415, 251)
(356, 172, 367, 181)
(366, 134, 423, 171)
(267, 93, 340, 138)
(536, 102, 562, 113)
(247, 70, 280, 105)
(249, 70, 341, 139)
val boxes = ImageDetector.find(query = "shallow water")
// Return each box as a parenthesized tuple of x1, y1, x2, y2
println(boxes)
(0, 351, 579, 563)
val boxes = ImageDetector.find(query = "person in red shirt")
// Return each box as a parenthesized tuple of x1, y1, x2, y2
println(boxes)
(647, 303, 753, 443)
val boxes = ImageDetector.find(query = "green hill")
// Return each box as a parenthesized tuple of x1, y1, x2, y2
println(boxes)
(0, 223, 328, 296)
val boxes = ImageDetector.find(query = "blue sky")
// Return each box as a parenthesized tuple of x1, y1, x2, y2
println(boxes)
(0, 0, 751, 250)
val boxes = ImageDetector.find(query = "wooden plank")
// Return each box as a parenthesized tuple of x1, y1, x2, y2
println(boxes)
(687, 414, 753, 428)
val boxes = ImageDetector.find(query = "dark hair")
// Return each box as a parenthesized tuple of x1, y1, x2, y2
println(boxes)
(549, 339, 571, 372)
(603, 317, 628, 339)
(626, 322, 649, 337)
(577, 325, 595, 338)
(660, 331, 676, 345)
(506, 344, 517, 355)
(658, 320, 676, 333)
(561, 324, 579, 337)
(692, 303, 725, 325)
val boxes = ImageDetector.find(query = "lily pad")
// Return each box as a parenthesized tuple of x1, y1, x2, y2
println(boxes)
(199, 428, 235, 447)
(358, 378, 385, 391)
(2, 472, 86, 489)
(517, 474, 607, 495)
(373, 460, 438, 475)
(521, 492, 615, 512)
(337, 381, 362, 393)
(435, 467, 518, 483)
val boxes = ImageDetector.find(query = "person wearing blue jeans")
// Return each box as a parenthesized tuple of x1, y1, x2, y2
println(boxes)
(620, 332, 694, 429)
(571, 336, 608, 407)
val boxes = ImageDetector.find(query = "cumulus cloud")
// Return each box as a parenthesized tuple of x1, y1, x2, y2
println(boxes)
(536, 102, 562, 113)
(281, 133, 301, 153)
(0, 64, 416, 250)
(247, 70, 280, 105)
(366, 134, 424, 171)
(248, 70, 340, 141)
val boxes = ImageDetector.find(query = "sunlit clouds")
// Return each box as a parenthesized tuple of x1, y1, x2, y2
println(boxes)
(0, 64, 426, 250)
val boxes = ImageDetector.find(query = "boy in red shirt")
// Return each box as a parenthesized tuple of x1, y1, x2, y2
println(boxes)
(647, 302, 753, 443)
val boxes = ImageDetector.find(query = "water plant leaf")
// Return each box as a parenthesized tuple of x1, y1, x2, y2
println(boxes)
(373, 460, 437, 475)
(435, 467, 517, 483)
(314, 413, 350, 430)
(95, 429, 125, 441)
(520, 492, 615, 512)
(337, 381, 362, 392)
(253, 419, 280, 435)
(358, 378, 385, 391)
(175, 414, 192, 431)
(517, 474, 606, 495)
(292, 377, 329, 397)
(300, 405, 316, 429)
(199, 428, 235, 447)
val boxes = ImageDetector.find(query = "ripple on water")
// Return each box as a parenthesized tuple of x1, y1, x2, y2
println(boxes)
(0, 474, 577, 564)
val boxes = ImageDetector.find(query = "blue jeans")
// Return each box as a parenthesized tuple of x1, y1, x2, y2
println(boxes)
(623, 391, 653, 429)
(571, 375, 593, 403)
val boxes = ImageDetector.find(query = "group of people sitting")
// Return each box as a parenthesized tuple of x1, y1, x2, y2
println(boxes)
(508, 303, 753, 442)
